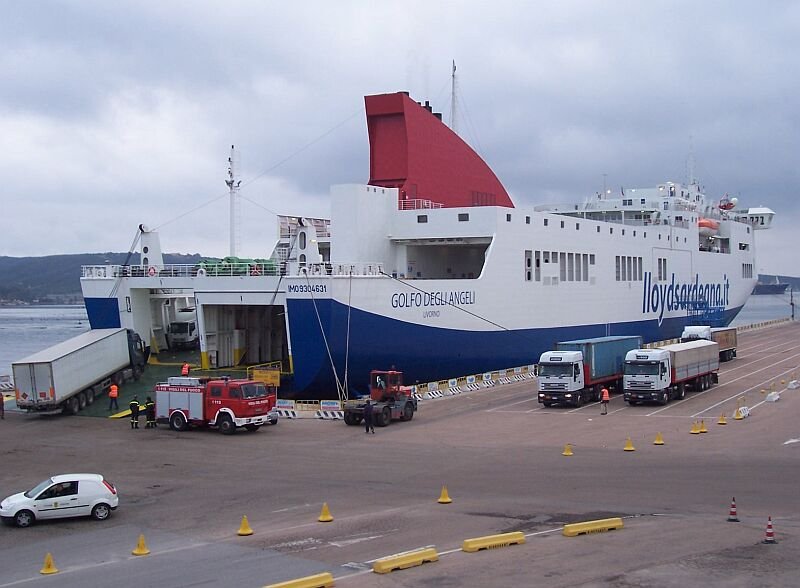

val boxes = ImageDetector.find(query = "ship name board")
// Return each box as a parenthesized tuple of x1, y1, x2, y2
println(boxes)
(391, 290, 476, 309)
(643, 272, 730, 325)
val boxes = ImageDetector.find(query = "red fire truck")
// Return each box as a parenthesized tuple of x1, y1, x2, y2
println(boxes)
(155, 376, 278, 434)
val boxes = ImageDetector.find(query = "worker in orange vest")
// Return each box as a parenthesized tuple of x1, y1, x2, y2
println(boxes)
(108, 383, 119, 412)
(600, 387, 610, 415)
(181, 362, 190, 376)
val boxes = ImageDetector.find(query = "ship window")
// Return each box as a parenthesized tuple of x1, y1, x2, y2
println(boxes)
(299, 232, 306, 249)
(567, 253, 574, 281)
(644, 232, 647, 238)
(534, 251, 541, 281)
(610, 227, 613, 234)
(417, 215, 428, 223)
(615, 256, 621, 281)
(544, 218, 548, 226)
(560, 254, 567, 281)
(560, 220, 565, 228)
(641, 198, 646, 204)
(543, 251, 550, 263)
(507, 214, 512, 222)
(142, 246, 149, 254)
(458, 213, 470, 222)
(739, 243, 749, 251)
(525, 250, 532, 281)
(597, 226, 600, 233)
(582, 254, 589, 281)
(575, 223, 580, 230)
(526, 216, 530, 224)
(633, 230, 636, 237)
(589, 254, 595, 265)
(574, 253, 581, 280)
(626, 257, 632, 281)
(622, 229, 626, 236)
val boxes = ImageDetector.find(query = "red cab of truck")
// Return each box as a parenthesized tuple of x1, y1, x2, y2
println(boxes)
(155, 376, 278, 434)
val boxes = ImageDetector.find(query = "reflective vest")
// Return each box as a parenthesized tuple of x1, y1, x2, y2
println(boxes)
(601, 388, 610, 402)
(181, 363, 190, 376)
(109, 384, 119, 398)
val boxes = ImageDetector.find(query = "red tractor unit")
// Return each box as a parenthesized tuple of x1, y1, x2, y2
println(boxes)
(155, 376, 278, 434)
(343, 370, 417, 427)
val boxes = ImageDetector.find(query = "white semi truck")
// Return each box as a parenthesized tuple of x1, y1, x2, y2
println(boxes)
(681, 325, 737, 362)
(623, 340, 719, 405)
(13, 328, 146, 415)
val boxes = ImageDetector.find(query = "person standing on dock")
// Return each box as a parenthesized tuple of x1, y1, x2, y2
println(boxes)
(600, 387, 610, 415)
(129, 396, 140, 429)
(145, 396, 156, 428)
(108, 383, 119, 412)
(363, 399, 375, 434)
(181, 362, 190, 376)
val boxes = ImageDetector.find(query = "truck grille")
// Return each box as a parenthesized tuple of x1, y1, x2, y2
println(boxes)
(540, 382, 568, 391)
(627, 380, 654, 390)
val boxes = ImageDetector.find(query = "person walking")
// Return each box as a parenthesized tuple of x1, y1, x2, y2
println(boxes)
(145, 396, 156, 429)
(181, 362, 190, 376)
(363, 399, 375, 434)
(108, 383, 119, 412)
(600, 387, 610, 415)
(0, 393, 5, 420)
(129, 395, 140, 429)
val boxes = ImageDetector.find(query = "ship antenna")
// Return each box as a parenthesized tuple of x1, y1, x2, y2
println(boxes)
(687, 134, 696, 186)
(449, 60, 458, 134)
(225, 145, 241, 257)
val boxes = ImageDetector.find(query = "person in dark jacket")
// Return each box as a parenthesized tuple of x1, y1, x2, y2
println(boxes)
(363, 399, 375, 434)
(130, 396, 140, 429)
(145, 396, 156, 428)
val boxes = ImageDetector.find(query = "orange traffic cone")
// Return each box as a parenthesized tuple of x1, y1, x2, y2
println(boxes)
(318, 502, 334, 522)
(763, 516, 777, 544)
(727, 497, 739, 522)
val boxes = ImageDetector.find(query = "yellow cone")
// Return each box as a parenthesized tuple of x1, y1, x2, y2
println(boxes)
(781, 379, 786, 386)
(734, 407, 744, 420)
(623, 437, 635, 451)
(699, 420, 708, 433)
(40, 552, 58, 575)
(718, 413, 727, 425)
(562, 443, 573, 456)
(437, 485, 453, 504)
(238, 515, 254, 536)
(653, 432, 665, 445)
(132, 534, 150, 556)
(318, 502, 334, 522)
(690, 421, 700, 434)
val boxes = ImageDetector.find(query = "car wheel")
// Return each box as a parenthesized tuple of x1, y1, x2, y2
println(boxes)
(218, 414, 235, 435)
(91, 503, 111, 521)
(14, 509, 35, 528)
(244, 424, 261, 432)
(169, 412, 188, 431)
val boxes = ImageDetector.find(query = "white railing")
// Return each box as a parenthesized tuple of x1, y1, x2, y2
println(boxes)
(399, 198, 444, 210)
(82, 263, 286, 279)
(298, 262, 385, 277)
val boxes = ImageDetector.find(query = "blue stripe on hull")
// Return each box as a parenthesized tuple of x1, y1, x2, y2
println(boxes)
(84, 298, 121, 329)
(285, 299, 743, 399)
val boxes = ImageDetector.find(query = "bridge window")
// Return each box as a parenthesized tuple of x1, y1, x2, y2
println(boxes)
(458, 213, 470, 222)
(417, 215, 428, 223)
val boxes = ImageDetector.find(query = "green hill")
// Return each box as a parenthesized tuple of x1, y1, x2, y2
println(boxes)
(0, 253, 203, 303)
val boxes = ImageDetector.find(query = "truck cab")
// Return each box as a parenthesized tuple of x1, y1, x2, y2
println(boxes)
(537, 351, 585, 406)
(167, 309, 199, 350)
(343, 369, 417, 427)
(623, 349, 673, 404)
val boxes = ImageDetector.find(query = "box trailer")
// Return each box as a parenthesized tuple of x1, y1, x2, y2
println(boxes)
(681, 325, 737, 361)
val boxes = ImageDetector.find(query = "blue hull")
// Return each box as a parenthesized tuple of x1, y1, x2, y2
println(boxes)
(285, 299, 744, 399)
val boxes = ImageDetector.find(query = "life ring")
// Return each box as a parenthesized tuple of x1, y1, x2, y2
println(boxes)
(196, 268, 207, 277)
(148, 266, 156, 277)
(250, 265, 261, 276)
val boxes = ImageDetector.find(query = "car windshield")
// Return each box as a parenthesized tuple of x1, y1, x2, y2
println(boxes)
(538, 364, 573, 377)
(241, 383, 268, 398)
(625, 362, 659, 375)
(170, 322, 189, 334)
(25, 478, 54, 498)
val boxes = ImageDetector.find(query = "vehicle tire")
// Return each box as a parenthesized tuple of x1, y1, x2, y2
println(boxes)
(677, 384, 686, 400)
(244, 424, 261, 432)
(78, 391, 88, 410)
(628, 400, 638, 406)
(14, 509, 35, 528)
(378, 406, 391, 427)
(68, 396, 80, 415)
(343, 411, 357, 426)
(91, 503, 111, 521)
(594, 385, 602, 402)
(169, 412, 188, 432)
(661, 391, 669, 405)
(575, 394, 584, 408)
(86, 387, 96, 405)
(402, 402, 414, 422)
(218, 414, 235, 435)
(543, 401, 553, 408)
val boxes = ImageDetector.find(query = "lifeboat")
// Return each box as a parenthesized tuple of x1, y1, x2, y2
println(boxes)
(698, 217, 720, 237)
(718, 195, 738, 210)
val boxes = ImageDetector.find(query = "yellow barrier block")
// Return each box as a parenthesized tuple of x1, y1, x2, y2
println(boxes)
(373, 547, 439, 574)
(563, 517, 624, 537)
(263, 572, 334, 588)
(462, 531, 526, 553)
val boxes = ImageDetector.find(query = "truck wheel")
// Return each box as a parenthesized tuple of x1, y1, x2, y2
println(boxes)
(377, 406, 391, 427)
(677, 384, 685, 399)
(402, 402, 414, 421)
(169, 412, 187, 432)
(574, 394, 584, 408)
(543, 401, 553, 408)
(218, 414, 236, 435)
(78, 391, 88, 410)
(86, 387, 96, 405)
(661, 391, 669, 405)
(343, 412, 359, 426)
(244, 424, 261, 432)
(67, 396, 80, 415)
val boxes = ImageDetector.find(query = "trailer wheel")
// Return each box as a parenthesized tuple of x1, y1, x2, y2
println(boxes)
(402, 402, 414, 421)
(169, 412, 187, 431)
(78, 391, 88, 410)
(86, 387, 95, 405)
(66, 396, 80, 415)
(218, 414, 236, 435)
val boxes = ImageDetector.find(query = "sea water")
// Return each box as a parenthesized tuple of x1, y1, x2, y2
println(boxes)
(0, 295, 795, 376)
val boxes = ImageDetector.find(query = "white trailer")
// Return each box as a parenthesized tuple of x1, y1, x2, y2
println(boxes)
(623, 340, 719, 405)
(12, 328, 146, 415)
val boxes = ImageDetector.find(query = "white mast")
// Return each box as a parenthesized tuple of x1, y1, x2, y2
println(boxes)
(225, 145, 241, 257)
(449, 60, 458, 134)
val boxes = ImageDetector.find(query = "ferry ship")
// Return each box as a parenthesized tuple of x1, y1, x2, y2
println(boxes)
(80, 91, 774, 399)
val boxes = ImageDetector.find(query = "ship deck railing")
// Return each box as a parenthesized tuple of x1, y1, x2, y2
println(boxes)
(82, 261, 387, 279)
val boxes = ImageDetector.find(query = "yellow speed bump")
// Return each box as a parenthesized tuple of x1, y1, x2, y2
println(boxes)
(563, 517, 624, 537)
(263, 572, 334, 588)
(462, 531, 525, 553)
(373, 547, 439, 574)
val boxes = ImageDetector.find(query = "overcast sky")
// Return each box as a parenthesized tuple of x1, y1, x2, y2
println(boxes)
(2, 0, 797, 274)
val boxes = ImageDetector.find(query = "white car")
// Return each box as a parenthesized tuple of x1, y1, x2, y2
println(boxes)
(0, 473, 118, 528)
